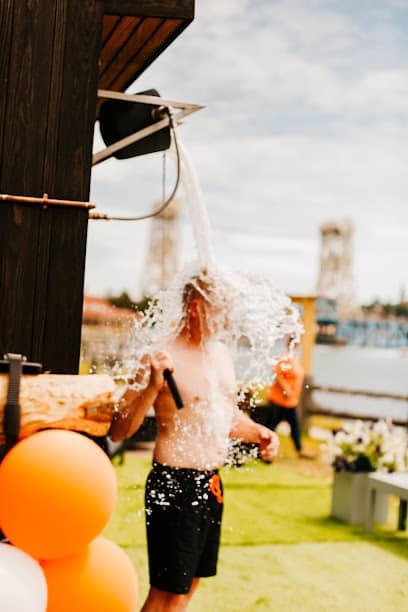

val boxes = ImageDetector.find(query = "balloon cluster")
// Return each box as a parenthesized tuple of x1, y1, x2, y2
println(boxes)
(0, 429, 138, 611)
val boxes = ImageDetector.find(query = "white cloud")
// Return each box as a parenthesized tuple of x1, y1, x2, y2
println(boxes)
(87, 0, 408, 305)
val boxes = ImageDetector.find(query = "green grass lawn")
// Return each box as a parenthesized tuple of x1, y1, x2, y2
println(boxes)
(104, 439, 408, 611)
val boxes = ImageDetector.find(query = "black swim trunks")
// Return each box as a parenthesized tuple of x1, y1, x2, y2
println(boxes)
(145, 461, 224, 594)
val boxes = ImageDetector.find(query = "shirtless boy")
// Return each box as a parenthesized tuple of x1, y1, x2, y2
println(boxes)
(109, 273, 279, 611)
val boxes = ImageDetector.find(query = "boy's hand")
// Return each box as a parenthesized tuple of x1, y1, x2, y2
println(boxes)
(150, 351, 174, 391)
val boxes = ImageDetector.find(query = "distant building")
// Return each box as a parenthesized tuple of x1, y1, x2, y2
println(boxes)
(316, 218, 358, 319)
(139, 196, 184, 298)
(82, 295, 137, 325)
(81, 296, 140, 373)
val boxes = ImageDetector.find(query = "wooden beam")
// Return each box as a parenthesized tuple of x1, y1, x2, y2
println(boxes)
(99, 17, 162, 88)
(102, 0, 194, 19)
(108, 18, 187, 91)
(97, 15, 192, 114)
(101, 13, 121, 45)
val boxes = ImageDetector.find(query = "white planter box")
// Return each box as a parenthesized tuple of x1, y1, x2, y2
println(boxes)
(331, 471, 389, 525)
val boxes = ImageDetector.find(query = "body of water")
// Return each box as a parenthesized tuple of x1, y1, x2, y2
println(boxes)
(313, 345, 408, 422)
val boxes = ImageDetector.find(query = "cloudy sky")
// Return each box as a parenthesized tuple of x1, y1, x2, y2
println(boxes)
(86, 0, 408, 305)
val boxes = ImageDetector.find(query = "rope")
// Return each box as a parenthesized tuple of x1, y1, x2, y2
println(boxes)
(89, 111, 181, 222)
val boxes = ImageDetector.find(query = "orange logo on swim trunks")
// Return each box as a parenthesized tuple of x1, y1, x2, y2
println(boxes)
(209, 474, 223, 503)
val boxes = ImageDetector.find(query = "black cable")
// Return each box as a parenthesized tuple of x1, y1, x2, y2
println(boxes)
(89, 111, 181, 222)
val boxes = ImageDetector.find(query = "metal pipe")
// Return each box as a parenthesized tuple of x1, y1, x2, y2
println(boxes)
(0, 193, 95, 209)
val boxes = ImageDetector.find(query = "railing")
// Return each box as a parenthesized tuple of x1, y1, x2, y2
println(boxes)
(302, 382, 408, 427)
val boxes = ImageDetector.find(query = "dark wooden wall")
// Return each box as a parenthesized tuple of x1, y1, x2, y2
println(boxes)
(0, 0, 194, 374)
(0, 0, 104, 373)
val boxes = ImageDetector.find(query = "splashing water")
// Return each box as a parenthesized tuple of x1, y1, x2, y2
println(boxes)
(178, 140, 216, 267)
(110, 137, 303, 467)
(112, 262, 301, 388)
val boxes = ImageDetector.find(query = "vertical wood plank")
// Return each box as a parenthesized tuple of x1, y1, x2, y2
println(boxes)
(0, 0, 104, 373)
(52, 0, 104, 201)
(0, 0, 14, 176)
(0, 0, 56, 362)
(1, 0, 56, 196)
(30, 0, 69, 363)
(0, 202, 40, 357)
(35, 0, 104, 372)
(36, 207, 90, 372)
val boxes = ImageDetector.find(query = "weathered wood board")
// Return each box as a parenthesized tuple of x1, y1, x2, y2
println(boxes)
(0, 374, 116, 443)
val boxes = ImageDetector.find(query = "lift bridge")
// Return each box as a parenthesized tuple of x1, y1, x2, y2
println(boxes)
(316, 298, 408, 348)
(336, 319, 408, 349)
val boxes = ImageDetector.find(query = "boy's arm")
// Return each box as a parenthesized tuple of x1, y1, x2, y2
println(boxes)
(108, 352, 172, 441)
(108, 384, 159, 441)
(230, 408, 279, 462)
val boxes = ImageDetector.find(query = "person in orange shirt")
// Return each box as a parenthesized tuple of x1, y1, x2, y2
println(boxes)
(264, 337, 309, 457)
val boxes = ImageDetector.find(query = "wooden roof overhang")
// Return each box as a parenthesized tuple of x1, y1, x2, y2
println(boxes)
(97, 0, 195, 116)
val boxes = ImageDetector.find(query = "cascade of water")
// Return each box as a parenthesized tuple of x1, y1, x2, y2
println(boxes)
(178, 139, 216, 267)
(107, 137, 303, 465)
(111, 138, 302, 389)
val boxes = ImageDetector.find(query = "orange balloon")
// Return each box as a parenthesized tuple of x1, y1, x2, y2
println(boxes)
(41, 536, 138, 612)
(0, 430, 117, 559)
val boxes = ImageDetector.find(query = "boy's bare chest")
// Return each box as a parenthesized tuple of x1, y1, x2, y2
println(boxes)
(167, 345, 232, 404)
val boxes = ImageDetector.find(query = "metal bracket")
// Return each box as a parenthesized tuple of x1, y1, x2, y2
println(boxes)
(92, 89, 205, 166)
(0, 353, 42, 456)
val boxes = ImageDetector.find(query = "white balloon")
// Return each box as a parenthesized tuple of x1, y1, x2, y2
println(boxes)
(0, 542, 47, 612)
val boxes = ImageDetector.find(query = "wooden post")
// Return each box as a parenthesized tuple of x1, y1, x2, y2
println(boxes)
(290, 295, 317, 427)
(0, 0, 104, 373)
(290, 295, 317, 377)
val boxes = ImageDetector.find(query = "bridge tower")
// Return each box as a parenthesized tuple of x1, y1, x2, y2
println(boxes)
(140, 196, 183, 297)
(316, 218, 356, 318)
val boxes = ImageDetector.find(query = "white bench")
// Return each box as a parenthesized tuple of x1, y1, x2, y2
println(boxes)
(365, 472, 408, 532)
